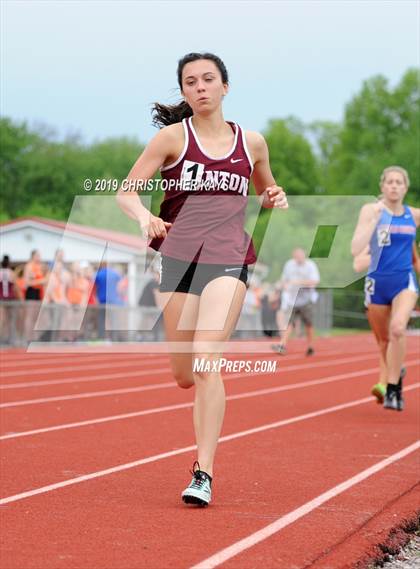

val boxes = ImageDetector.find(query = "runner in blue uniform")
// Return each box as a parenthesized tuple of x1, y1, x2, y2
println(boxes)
(353, 241, 419, 402)
(351, 166, 419, 411)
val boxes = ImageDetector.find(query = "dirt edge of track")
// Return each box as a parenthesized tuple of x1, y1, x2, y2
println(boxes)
(308, 485, 420, 568)
(365, 513, 420, 568)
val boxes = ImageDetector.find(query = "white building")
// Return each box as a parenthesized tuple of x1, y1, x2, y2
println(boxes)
(0, 216, 151, 306)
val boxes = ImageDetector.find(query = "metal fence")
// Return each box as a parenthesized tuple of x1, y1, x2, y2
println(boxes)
(331, 290, 369, 330)
(0, 291, 333, 347)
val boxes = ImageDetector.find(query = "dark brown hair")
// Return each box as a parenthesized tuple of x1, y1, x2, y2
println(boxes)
(152, 52, 229, 128)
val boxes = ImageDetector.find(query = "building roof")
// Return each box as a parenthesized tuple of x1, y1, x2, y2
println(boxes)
(0, 216, 147, 253)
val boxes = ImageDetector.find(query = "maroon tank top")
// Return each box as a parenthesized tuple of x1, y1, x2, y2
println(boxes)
(149, 117, 257, 265)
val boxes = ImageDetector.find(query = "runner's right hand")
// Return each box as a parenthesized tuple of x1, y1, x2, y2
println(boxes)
(372, 199, 385, 219)
(139, 214, 172, 239)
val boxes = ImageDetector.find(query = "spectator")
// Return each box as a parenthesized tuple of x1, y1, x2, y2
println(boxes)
(0, 255, 23, 344)
(138, 270, 162, 340)
(260, 283, 280, 337)
(78, 261, 97, 306)
(138, 271, 160, 307)
(66, 262, 90, 341)
(243, 282, 259, 313)
(23, 250, 48, 342)
(49, 249, 71, 292)
(272, 248, 320, 356)
(117, 266, 129, 305)
(23, 250, 47, 301)
(0, 255, 22, 301)
(44, 261, 68, 305)
(67, 262, 90, 306)
(95, 261, 123, 340)
(44, 260, 70, 341)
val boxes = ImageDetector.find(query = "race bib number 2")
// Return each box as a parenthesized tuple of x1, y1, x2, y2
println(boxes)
(365, 277, 375, 295)
(377, 227, 391, 247)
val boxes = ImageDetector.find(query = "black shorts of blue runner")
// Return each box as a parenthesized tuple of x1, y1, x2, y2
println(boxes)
(159, 255, 248, 296)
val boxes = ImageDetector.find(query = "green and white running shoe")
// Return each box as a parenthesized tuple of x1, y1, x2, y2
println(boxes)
(371, 383, 386, 404)
(182, 461, 212, 507)
(372, 367, 406, 405)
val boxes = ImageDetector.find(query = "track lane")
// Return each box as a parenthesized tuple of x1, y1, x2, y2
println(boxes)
(1, 361, 418, 498)
(0, 352, 390, 405)
(191, 447, 420, 569)
(2, 347, 414, 435)
(3, 365, 413, 441)
(0, 347, 370, 386)
(0, 387, 418, 569)
(1, 334, 418, 569)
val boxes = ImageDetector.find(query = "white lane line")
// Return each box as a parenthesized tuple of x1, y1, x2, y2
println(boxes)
(0, 353, 392, 407)
(0, 353, 382, 393)
(0, 351, 233, 363)
(4, 364, 413, 440)
(0, 380, 175, 408)
(0, 349, 329, 368)
(0, 367, 172, 390)
(0, 345, 375, 367)
(0, 359, 172, 378)
(0, 352, 303, 389)
(1, 384, 419, 505)
(0, 349, 348, 380)
(190, 441, 420, 569)
(0, 353, 165, 369)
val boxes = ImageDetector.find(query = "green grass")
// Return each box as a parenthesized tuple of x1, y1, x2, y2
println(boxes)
(317, 327, 370, 337)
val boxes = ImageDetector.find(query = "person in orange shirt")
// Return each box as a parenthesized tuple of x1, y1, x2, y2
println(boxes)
(44, 260, 71, 341)
(23, 250, 47, 300)
(65, 262, 90, 341)
(23, 250, 48, 342)
(44, 261, 68, 305)
(67, 263, 89, 305)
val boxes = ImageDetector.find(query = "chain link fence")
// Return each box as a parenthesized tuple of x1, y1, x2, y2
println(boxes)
(0, 291, 333, 347)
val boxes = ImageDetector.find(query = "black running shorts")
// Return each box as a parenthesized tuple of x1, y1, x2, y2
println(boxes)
(159, 255, 248, 296)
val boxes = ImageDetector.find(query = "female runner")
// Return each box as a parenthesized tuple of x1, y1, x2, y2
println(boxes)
(351, 166, 419, 411)
(117, 52, 288, 506)
(354, 241, 419, 403)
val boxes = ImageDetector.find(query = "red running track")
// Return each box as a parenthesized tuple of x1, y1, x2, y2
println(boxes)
(0, 333, 419, 568)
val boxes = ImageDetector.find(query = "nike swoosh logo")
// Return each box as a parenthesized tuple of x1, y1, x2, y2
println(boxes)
(225, 267, 242, 272)
(230, 158, 243, 163)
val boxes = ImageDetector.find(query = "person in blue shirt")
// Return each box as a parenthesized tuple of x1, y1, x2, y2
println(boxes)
(95, 262, 124, 305)
(351, 166, 419, 411)
(94, 262, 123, 340)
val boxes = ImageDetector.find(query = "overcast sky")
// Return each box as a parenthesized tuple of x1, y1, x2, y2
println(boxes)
(1, 0, 419, 144)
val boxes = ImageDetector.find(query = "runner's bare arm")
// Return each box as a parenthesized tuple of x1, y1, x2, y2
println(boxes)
(116, 125, 182, 239)
(353, 246, 371, 272)
(408, 206, 420, 227)
(246, 132, 288, 209)
(351, 202, 385, 257)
